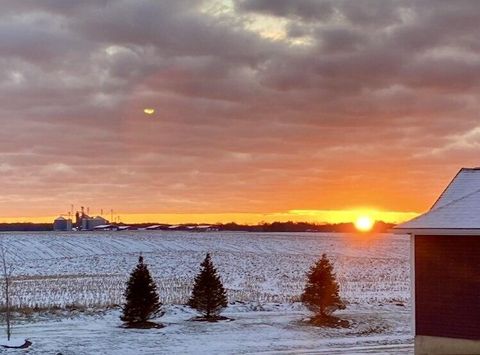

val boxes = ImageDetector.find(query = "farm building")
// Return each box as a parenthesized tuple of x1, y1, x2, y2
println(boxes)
(395, 168, 480, 354)
(53, 216, 72, 231)
(73, 207, 109, 231)
(82, 215, 109, 230)
(54, 209, 110, 231)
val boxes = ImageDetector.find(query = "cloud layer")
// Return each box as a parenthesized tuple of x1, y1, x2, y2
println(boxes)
(1, 0, 480, 219)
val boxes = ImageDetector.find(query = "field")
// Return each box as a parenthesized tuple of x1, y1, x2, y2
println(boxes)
(0, 231, 413, 354)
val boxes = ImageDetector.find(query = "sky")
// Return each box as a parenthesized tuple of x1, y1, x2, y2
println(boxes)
(1, 0, 480, 224)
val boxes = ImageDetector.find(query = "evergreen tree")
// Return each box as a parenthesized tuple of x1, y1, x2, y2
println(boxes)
(121, 255, 162, 327)
(188, 253, 228, 320)
(301, 254, 345, 317)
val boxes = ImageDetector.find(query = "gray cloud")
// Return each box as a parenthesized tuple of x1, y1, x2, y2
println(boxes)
(0, 0, 480, 217)
(236, 0, 334, 22)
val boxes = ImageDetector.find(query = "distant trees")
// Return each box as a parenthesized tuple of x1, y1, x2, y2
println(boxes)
(301, 254, 346, 323)
(188, 253, 228, 321)
(217, 221, 394, 233)
(121, 255, 163, 328)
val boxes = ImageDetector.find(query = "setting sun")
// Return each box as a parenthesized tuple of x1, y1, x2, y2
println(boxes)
(355, 216, 375, 232)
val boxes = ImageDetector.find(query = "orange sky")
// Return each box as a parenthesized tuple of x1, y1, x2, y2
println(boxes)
(0, 209, 419, 225)
(0, 2, 478, 224)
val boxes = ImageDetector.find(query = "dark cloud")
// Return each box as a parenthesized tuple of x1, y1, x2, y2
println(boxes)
(236, 0, 334, 22)
(0, 0, 480, 218)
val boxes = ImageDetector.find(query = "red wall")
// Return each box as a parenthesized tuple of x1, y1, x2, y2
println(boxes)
(415, 235, 480, 340)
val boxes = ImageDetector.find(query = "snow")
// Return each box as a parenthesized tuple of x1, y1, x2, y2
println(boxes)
(0, 337, 27, 347)
(431, 168, 480, 210)
(396, 188, 480, 230)
(0, 231, 409, 308)
(0, 231, 413, 353)
(397, 167, 480, 231)
(93, 224, 112, 229)
(9, 303, 412, 354)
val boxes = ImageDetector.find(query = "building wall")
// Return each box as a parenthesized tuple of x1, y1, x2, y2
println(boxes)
(414, 235, 480, 340)
(87, 217, 108, 230)
(415, 336, 480, 355)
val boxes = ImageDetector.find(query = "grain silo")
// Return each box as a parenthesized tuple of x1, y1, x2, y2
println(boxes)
(53, 216, 72, 231)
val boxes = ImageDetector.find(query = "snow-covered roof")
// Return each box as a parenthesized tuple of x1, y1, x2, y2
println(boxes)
(430, 168, 480, 210)
(146, 225, 162, 230)
(92, 224, 112, 229)
(395, 168, 480, 233)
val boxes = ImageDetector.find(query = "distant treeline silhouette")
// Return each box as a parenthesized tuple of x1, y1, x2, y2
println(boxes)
(217, 221, 395, 233)
(0, 223, 52, 231)
(0, 221, 395, 233)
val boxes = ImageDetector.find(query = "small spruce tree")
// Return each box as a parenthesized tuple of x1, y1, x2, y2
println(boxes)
(188, 253, 228, 320)
(301, 254, 345, 318)
(121, 255, 162, 327)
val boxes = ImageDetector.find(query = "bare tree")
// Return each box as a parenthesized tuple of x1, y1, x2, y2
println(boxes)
(0, 245, 13, 341)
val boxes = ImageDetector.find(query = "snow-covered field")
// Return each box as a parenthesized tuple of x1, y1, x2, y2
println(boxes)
(0, 231, 413, 354)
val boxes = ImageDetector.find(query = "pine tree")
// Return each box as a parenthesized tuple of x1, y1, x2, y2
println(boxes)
(121, 255, 162, 327)
(301, 254, 345, 317)
(188, 253, 228, 320)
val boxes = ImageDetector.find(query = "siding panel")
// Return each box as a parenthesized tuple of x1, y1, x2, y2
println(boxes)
(415, 235, 480, 340)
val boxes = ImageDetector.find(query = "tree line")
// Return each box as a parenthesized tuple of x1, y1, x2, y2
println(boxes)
(0, 221, 394, 232)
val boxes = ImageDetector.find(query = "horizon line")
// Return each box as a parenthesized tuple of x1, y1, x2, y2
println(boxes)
(0, 209, 419, 225)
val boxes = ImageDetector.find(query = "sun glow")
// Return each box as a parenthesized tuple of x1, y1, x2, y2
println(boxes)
(355, 216, 375, 232)
(0, 209, 418, 225)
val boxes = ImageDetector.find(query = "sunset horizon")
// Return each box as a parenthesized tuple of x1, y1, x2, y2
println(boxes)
(0, 208, 419, 225)
(1, 2, 477, 230)
(1, 1, 479, 352)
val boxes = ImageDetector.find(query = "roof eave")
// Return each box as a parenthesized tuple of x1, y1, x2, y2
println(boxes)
(393, 228, 480, 236)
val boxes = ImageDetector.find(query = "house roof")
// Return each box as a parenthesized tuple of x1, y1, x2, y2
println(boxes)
(430, 168, 480, 210)
(395, 168, 480, 233)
